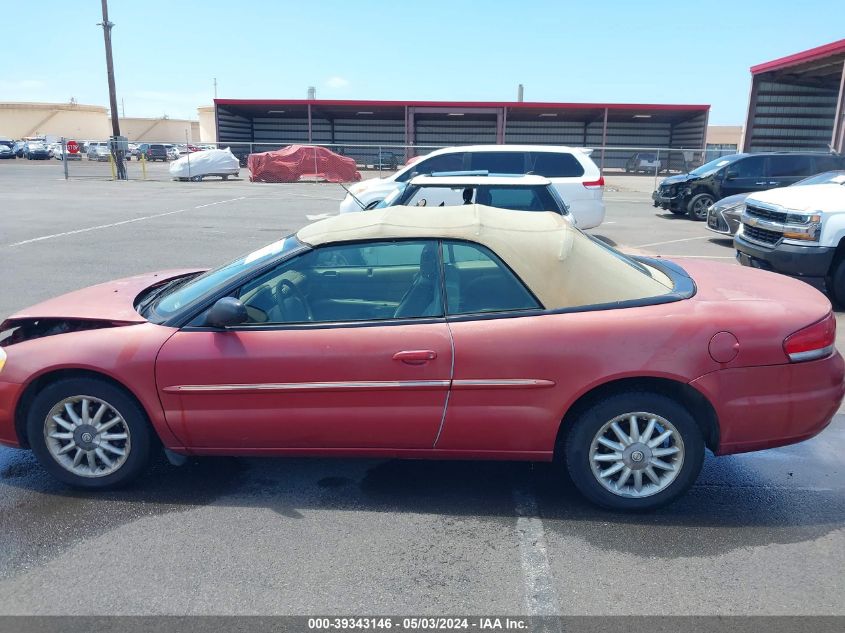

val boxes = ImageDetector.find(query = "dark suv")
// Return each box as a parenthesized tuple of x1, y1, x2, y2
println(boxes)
(142, 143, 168, 161)
(652, 152, 845, 220)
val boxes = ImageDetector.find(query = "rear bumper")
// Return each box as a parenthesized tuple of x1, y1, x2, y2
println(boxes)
(691, 352, 845, 455)
(0, 380, 24, 448)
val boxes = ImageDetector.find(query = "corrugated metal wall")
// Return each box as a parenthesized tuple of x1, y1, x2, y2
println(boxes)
(216, 106, 251, 142)
(504, 120, 584, 145)
(747, 80, 838, 151)
(217, 105, 709, 169)
(415, 118, 497, 146)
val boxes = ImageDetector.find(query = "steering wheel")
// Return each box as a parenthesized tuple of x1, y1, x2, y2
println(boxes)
(276, 279, 313, 322)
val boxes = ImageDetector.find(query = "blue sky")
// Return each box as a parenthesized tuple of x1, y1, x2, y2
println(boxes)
(2, 0, 842, 124)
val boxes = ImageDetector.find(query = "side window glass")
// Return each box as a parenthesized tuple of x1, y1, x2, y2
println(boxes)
(236, 241, 443, 324)
(733, 156, 765, 178)
(481, 186, 551, 212)
(528, 152, 585, 177)
(768, 155, 814, 178)
(814, 156, 843, 173)
(405, 186, 465, 208)
(468, 152, 526, 174)
(407, 153, 465, 178)
(442, 241, 540, 315)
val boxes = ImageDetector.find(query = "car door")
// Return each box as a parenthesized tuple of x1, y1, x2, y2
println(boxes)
(156, 239, 453, 451)
(434, 240, 559, 453)
(767, 155, 816, 187)
(720, 155, 767, 198)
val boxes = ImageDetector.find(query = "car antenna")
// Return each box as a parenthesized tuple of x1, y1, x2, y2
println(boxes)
(339, 183, 366, 210)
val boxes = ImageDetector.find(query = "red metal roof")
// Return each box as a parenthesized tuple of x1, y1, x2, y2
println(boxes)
(214, 99, 708, 112)
(751, 38, 845, 75)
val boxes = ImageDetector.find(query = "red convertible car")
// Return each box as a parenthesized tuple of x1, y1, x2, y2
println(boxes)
(0, 206, 842, 510)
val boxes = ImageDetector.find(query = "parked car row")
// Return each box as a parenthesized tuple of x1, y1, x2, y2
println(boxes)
(653, 152, 845, 220)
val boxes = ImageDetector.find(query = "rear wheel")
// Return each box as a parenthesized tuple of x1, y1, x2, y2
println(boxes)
(27, 378, 152, 489)
(687, 193, 714, 221)
(829, 258, 845, 308)
(563, 391, 704, 511)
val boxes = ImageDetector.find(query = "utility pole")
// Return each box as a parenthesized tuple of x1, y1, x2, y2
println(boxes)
(98, 0, 126, 179)
(214, 77, 218, 99)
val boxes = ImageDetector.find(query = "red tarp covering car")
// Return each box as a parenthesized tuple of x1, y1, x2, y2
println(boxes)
(247, 145, 362, 183)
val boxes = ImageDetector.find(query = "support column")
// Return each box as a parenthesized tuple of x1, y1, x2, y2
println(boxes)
(405, 106, 415, 161)
(599, 107, 608, 171)
(831, 61, 845, 153)
(307, 104, 313, 144)
(496, 107, 505, 144)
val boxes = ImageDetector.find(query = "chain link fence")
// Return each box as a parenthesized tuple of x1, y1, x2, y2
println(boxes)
(10, 138, 738, 185)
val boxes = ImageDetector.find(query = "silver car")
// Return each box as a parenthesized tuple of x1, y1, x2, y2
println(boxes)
(706, 170, 845, 236)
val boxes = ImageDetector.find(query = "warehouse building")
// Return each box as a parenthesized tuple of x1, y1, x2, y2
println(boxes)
(743, 38, 845, 153)
(213, 99, 710, 170)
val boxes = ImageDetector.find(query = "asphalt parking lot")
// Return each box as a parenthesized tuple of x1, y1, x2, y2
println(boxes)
(0, 160, 843, 615)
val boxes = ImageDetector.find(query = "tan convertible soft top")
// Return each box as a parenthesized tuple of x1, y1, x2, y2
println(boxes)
(297, 205, 672, 309)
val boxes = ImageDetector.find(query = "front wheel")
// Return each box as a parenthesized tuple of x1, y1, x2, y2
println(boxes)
(27, 378, 153, 489)
(563, 391, 704, 511)
(687, 193, 714, 221)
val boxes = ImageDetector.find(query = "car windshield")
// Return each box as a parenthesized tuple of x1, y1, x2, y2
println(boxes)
(391, 184, 564, 213)
(376, 183, 408, 208)
(146, 235, 305, 321)
(794, 170, 845, 186)
(688, 154, 742, 177)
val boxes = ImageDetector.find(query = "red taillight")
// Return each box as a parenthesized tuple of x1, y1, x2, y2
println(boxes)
(583, 175, 605, 189)
(783, 312, 836, 362)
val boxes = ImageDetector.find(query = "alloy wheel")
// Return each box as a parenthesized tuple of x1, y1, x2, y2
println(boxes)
(589, 411, 685, 498)
(43, 395, 132, 478)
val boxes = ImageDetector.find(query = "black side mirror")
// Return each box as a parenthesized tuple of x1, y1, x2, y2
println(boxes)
(724, 169, 738, 181)
(206, 297, 248, 328)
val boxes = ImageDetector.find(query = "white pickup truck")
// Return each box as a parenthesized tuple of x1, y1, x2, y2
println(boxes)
(734, 174, 845, 302)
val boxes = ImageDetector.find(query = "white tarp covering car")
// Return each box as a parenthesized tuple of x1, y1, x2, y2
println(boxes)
(169, 148, 240, 181)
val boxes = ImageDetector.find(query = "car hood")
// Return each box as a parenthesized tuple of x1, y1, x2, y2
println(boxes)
(747, 183, 845, 212)
(659, 173, 694, 187)
(7, 269, 203, 323)
(349, 176, 383, 187)
(712, 192, 750, 209)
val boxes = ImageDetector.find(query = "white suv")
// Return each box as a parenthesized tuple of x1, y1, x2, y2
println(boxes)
(339, 145, 605, 228)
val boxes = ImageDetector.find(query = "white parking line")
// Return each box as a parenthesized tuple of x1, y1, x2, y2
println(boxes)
(3, 197, 247, 248)
(194, 196, 246, 209)
(636, 236, 711, 248)
(512, 484, 560, 615)
(3, 209, 187, 248)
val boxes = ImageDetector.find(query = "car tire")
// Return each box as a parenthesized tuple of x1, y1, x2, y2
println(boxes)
(563, 390, 704, 511)
(687, 193, 714, 221)
(27, 377, 153, 489)
(829, 258, 845, 308)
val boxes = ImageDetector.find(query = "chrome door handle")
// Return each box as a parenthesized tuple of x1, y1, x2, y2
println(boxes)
(754, 181, 768, 185)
